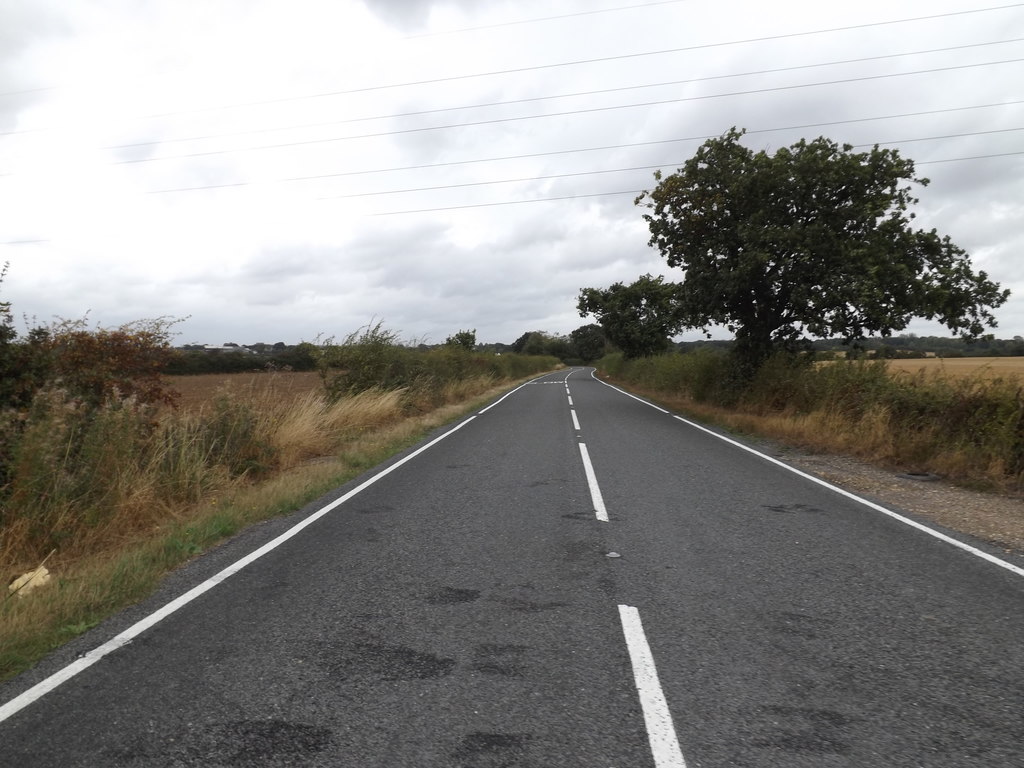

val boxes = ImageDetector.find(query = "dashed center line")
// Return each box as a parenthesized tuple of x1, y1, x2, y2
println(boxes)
(569, 374, 688, 768)
(577, 443, 608, 522)
(618, 605, 688, 768)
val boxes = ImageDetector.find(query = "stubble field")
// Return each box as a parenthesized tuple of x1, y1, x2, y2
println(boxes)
(886, 356, 1024, 378)
(164, 371, 323, 411)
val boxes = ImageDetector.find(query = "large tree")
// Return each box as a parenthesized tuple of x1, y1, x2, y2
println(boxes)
(635, 128, 1009, 371)
(577, 274, 682, 358)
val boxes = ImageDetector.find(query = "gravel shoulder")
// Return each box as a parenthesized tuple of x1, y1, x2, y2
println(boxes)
(771, 444, 1024, 554)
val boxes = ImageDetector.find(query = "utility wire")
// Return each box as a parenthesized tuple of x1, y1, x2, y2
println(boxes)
(918, 150, 1024, 164)
(313, 128, 1023, 200)
(133, 3, 1024, 117)
(114, 58, 1023, 166)
(859, 127, 1024, 148)
(321, 164, 671, 200)
(10, 141, 1021, 233)
(405, 0, 692, 38)
(369, 149, 1024, 216)
(282, 101, 1024, 182)
(144, 107, 1024, 194)
(371, 190, 644, 216)
(101, 38, 1023, 151)
(6, 4, 1018, 121)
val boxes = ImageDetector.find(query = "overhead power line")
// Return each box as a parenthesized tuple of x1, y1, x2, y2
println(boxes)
(370, 190, 644, 216)
(917, 150, 1024, 164)
(406, 0, 692, 38)
(134, 3, 1024, 117)
(279, 101, 1024, 182)
(5, 4, 1018, 122)
(101, 38, 1023, 151)
(114, 58, 1023, 166)
(312, 128, 1023, 201)
(143, 105, 1024, 194)
(368, 150, 1024, 216)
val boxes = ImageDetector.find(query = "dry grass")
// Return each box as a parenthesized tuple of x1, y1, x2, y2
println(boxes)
(268, 388, 407, 469)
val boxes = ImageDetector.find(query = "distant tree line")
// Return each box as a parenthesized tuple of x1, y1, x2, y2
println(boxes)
(164, 343, 319, 375)
(811, 334, 1024, 358)
(672, 335, 1024, 359)
(165, 325, 612, 376)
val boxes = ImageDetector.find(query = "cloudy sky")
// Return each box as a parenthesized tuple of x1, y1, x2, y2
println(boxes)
(1, 0, 1021, 346)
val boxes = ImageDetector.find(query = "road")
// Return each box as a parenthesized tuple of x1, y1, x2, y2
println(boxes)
(1, 368, 1023, 767)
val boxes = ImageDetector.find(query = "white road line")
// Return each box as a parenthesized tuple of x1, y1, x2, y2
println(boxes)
(588, 369, 1024, 580)
(571, 409, 581, 432)
(589, 371, 669, 413)
(670, 413, 1024, 579)
(0, 415, 480, 724)
(618, 605, 688, 768)
(578, 443, 608, 522)
(567, 395, 574, 406)
(480, 373, 554, 411)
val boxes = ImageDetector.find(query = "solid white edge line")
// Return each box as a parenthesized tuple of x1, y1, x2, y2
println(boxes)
(589, 369, 669, 413)
(0, 414, 480, 724)
(669, 413, 1024, 579)
(588, 369, 1024, 580)
(571, 409, 581, 432)
(578, 443, 609, 522)
(618, 605, 688, 768)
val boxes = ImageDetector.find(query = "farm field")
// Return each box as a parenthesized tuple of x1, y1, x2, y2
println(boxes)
(164, 371, 322, 411)
(885, 356, 1024, 378)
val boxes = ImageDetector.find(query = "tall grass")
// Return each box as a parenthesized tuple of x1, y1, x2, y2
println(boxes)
(598, 350, 1024, 492)
(0, 364, 549, 573)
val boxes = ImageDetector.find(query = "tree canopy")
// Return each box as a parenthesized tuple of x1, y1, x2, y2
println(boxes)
(577, 274, 682, 358)
(569, 324, 607, 363)
(444, 329, 477, 351)
(630, 128, 1008, 370)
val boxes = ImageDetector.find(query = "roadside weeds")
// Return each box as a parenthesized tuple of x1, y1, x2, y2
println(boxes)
(0, 377, 535, 683)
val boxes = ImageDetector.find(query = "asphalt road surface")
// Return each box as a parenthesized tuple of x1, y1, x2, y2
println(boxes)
(2, 369, 1023, 767)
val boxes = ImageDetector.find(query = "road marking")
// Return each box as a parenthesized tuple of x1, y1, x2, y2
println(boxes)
(588, 370, 1024, 580)
(567, 395, 574, 406)
(670, 413, 1024, 579)
(589, 372, 669, 413)
(578, 443, 608, 522)
(571, 409, 581, 431)
(481, 373, 555, 410)
(618, 605, 688, 768)
(0, 414, 481, 724)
